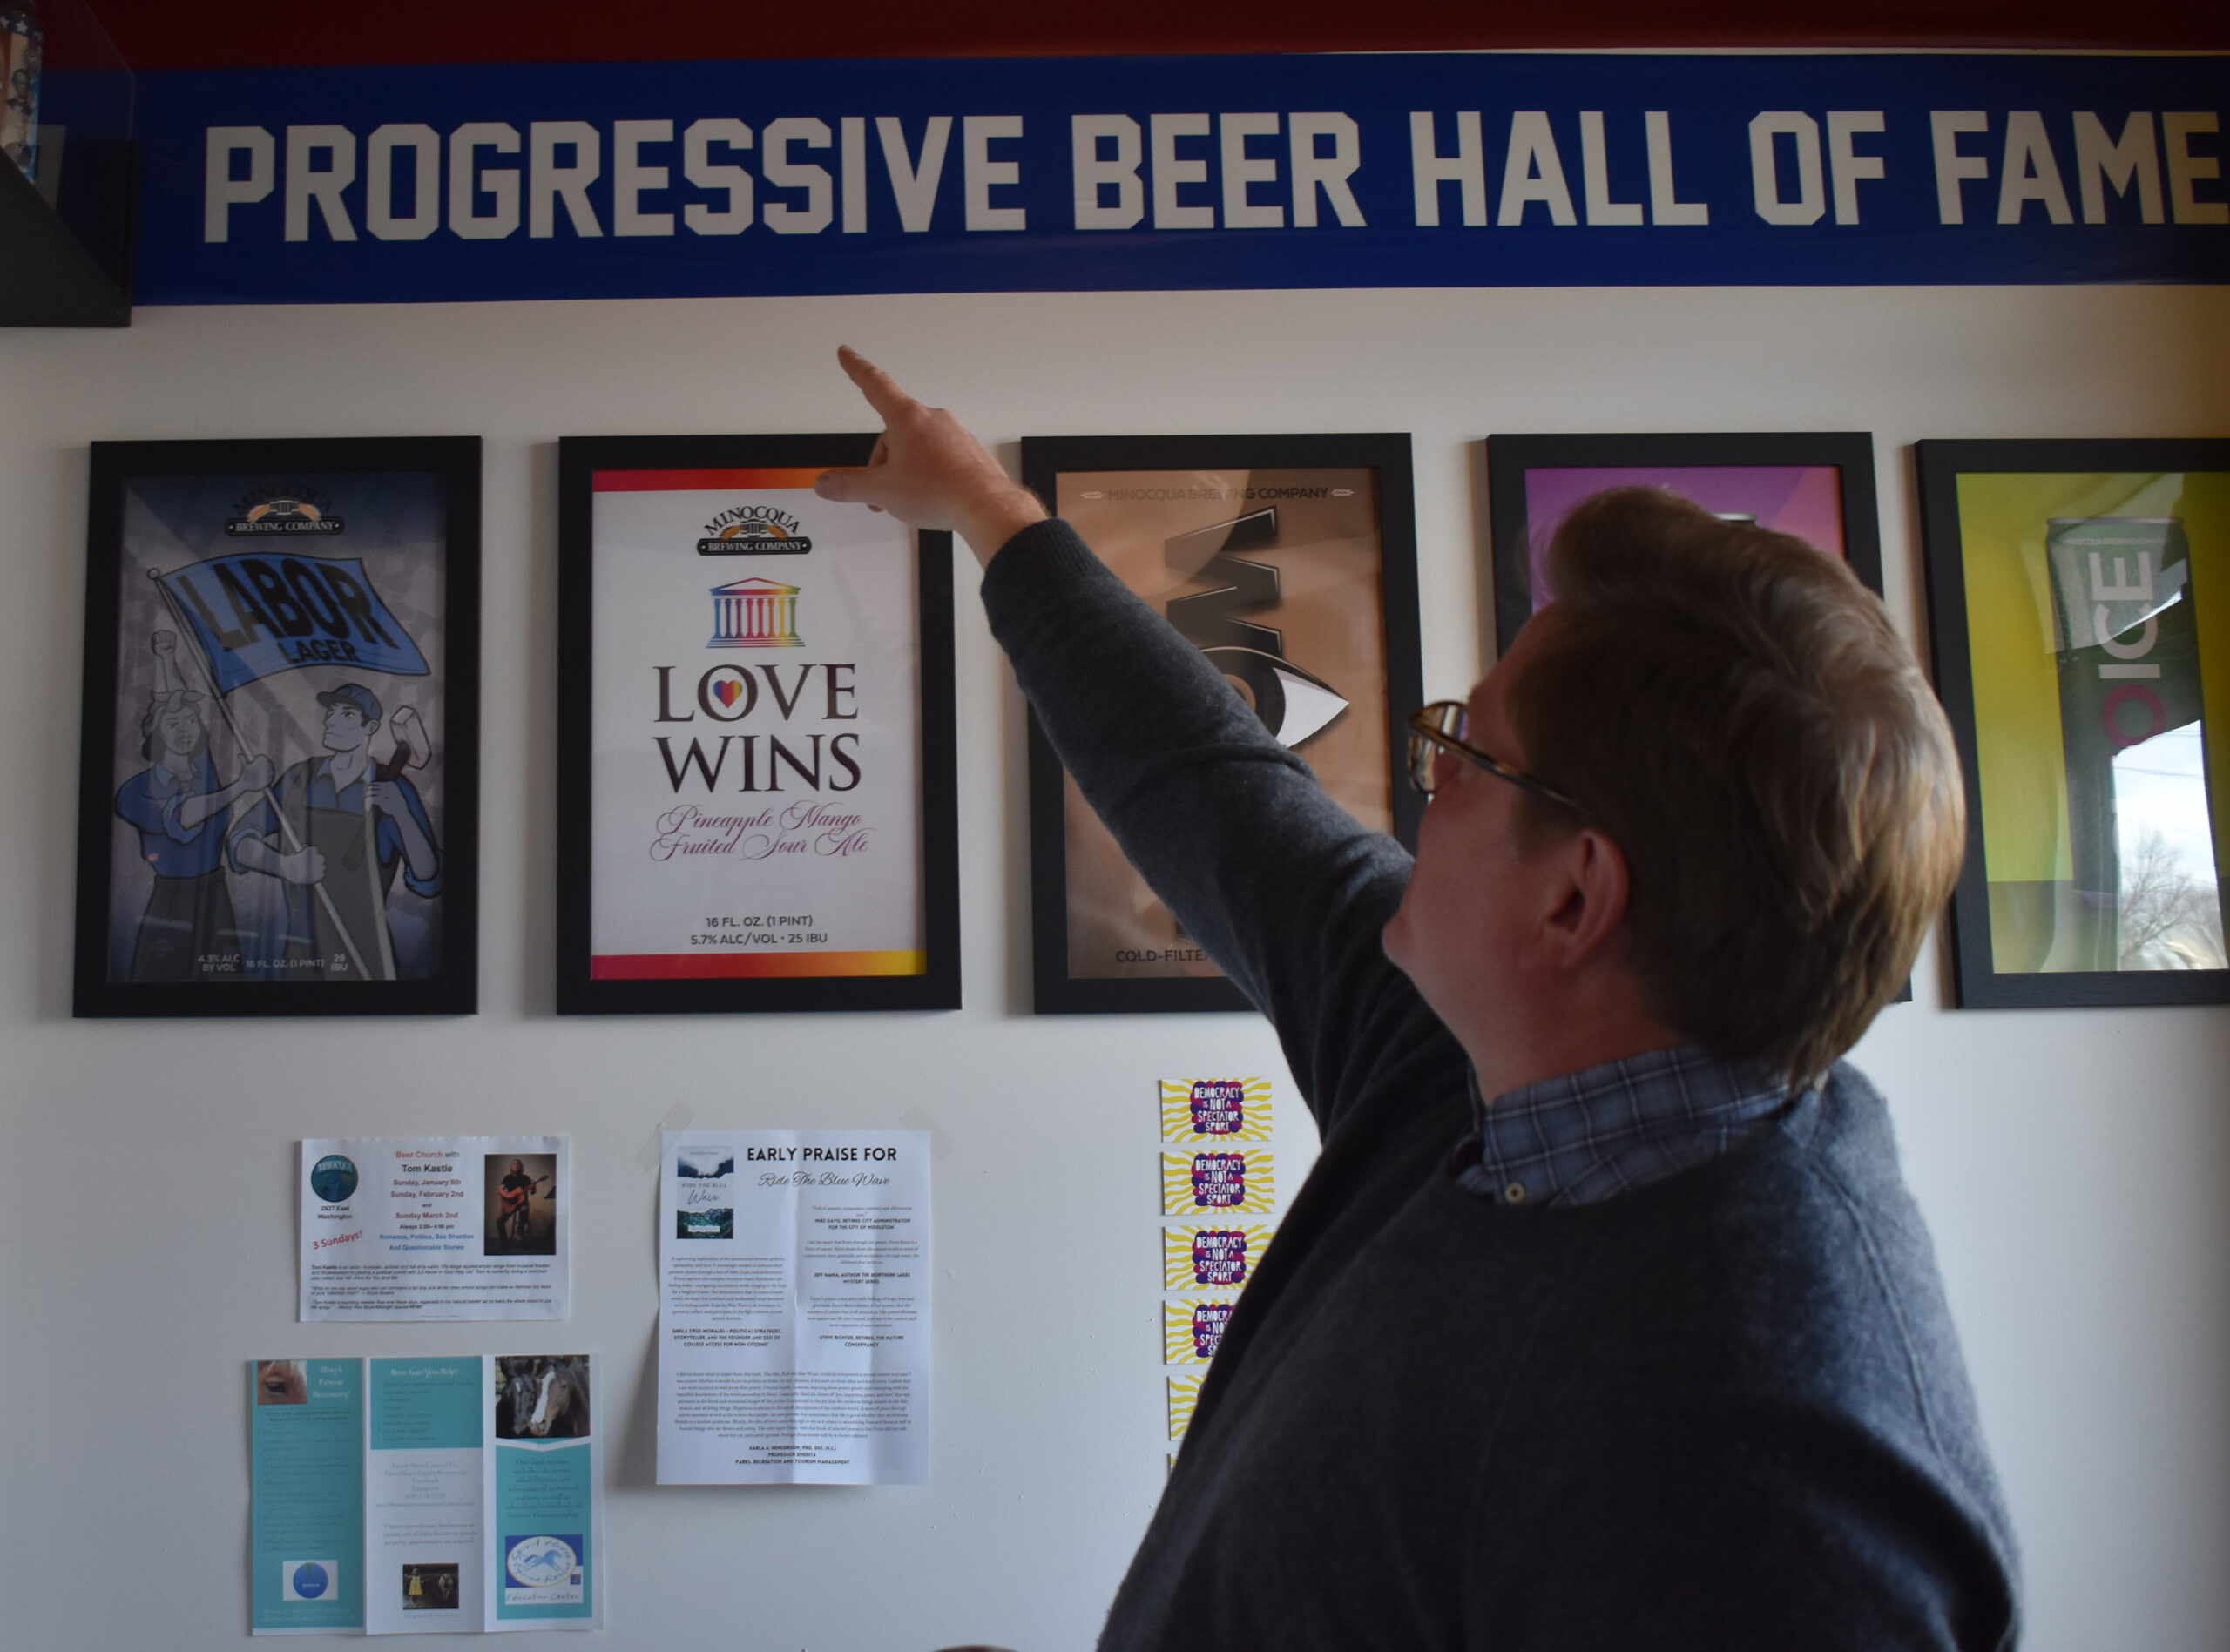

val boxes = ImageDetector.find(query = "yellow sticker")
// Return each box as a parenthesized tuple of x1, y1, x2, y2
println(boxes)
(1168, 1372, 1203, 1439)
(1159, 1077, 1273, 1143)
(1161, 1150, 1274, 1217)
(1164, 1298, 1237, 1365)
(1162, 1224, 1274, 1291)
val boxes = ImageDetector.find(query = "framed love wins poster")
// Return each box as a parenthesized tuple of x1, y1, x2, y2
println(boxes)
(1020, 433, 1423, 1015)
(556, 434, 959, 1014)
(1917, 438, 2230, 1008)
(73, 436, 481, 1017)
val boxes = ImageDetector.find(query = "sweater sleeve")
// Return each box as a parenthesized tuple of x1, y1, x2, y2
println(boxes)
(979, 517, 1429, 1132)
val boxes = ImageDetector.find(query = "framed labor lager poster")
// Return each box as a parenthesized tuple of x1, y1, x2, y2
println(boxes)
(1019, 434, 1422, 1014)
(72, 437, 482, 1017)
(1918, 439, 2230, 1008)
(555, 435, 959, 1014)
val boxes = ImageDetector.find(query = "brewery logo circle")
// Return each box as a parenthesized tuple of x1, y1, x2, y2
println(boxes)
(506, 1535, 578, 1588)
(309, 1155, 359, 1204)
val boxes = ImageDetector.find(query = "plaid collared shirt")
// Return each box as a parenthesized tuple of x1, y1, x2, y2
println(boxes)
(1455, 1043, 1799, 1208)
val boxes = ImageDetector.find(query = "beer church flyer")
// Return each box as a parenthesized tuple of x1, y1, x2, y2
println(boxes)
(300, 1136, 571, 1322)
(556, 438, 959, 1013)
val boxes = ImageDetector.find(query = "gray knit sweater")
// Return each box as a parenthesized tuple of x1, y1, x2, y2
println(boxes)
(982, 519, 2019, 1651)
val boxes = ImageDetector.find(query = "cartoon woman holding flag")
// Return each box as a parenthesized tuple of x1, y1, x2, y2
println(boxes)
(111, 629, 274, 979)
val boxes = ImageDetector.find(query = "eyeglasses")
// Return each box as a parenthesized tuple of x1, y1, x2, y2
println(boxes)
(1403, 701, 1578, 810)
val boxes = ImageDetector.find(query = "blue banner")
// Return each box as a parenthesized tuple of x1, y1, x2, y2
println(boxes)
(132, 52, 2228, 302)
(161, 551, 430, 692)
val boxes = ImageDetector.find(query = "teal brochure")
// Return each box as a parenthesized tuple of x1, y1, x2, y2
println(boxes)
(250, 1358, 366, 1634)
(366, 1358, 484, 1634)
(487, 1355, 600, 1627)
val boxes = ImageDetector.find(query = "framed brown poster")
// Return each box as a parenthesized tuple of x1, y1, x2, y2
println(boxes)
(1020, 434, 1422, 1015)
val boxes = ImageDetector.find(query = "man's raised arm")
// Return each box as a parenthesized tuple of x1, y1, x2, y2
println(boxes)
(813, 347, 1048, 565)
(816, 349, 1424, 1118)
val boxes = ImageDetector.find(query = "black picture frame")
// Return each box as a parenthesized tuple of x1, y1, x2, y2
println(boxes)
(1020, 433, 1423, 1015)
(74, 436, 482, 1017)
(1486, 431, 1914, 1004)
(555, 434, 959, 1015)
(1485, 431, 1885, 654)
(1916, 438, 2230, 1009)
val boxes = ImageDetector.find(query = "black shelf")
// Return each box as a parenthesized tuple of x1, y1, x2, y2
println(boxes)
(0, 143, 132, 326)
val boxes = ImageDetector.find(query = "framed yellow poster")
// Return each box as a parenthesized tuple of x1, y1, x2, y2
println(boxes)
(1918, 439, 2229, 1008)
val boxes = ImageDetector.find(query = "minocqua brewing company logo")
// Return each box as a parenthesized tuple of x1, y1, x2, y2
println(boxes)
(226, 485, 344, 536)
(697, 504, 812, 555)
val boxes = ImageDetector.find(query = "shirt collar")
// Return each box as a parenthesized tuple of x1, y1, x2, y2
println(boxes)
(1455, 1043, 1797, 1210)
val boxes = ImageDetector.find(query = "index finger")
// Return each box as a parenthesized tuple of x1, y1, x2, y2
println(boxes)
(836, 345, 916, 422)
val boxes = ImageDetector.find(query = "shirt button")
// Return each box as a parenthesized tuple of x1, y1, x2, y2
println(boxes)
(1504, 1182, 1527, 1204)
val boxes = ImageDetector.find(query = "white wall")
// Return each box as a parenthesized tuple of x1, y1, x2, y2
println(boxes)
(3, 282, 2227, 1650)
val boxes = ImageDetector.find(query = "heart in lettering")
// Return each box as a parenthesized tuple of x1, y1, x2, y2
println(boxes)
(712, 678, 743, 710)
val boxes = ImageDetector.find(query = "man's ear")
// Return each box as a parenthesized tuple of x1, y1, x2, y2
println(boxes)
(1535, 827, 1632, 968)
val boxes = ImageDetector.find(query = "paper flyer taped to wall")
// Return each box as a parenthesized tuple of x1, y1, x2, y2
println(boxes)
(656, 1129, 930, 1485)
(299, 1136, 570, 1322)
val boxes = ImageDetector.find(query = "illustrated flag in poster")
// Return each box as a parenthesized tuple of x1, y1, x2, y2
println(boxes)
(159, 551, 430, 693)
(1163, 1149, 1275, 1217)
(1159, 1077, 1273, 1143)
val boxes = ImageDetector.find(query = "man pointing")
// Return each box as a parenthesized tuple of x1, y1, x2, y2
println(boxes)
(818, 347, 2017, 1649)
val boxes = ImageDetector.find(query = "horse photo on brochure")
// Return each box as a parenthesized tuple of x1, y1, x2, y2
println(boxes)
(494, 1355, 591, 1441)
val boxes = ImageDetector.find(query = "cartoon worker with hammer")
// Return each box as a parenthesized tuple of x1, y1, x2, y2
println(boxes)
(227, 682, 442, 980)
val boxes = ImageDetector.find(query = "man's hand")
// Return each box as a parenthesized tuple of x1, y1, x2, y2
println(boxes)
(280, 846, 327, 885)
(814, 347, 1046, 567)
